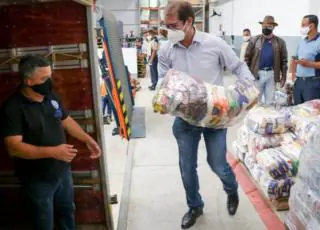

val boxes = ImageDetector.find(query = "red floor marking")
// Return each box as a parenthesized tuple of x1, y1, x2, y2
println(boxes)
(227, 153, 285, 230)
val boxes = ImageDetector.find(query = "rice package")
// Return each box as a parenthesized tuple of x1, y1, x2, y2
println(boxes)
(152, 69, 260, 128)
(244, 105, 291, 135)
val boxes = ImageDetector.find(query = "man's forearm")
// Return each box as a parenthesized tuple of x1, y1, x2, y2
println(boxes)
(233, 62, 255, 81)
(7, 141, 54, 159)
(63, 117, 93, 143)
(312, 61, 320, 69)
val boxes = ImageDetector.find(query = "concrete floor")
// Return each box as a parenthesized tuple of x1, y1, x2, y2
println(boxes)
(122, 74, 267, 230)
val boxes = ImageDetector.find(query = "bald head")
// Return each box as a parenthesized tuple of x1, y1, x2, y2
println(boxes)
(165, 1, 195, 25)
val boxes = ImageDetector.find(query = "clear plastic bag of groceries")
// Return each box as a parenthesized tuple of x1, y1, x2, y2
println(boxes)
(244, 105, 292, 135)
(232, 141, 246, 162)
(152, 69, 260, 128)
(237, 125, 249, 147)
(256, 148, 294, 179)
(290, 99, 320, 118)
(247, 131, 296, 159)
(291, 115, 320, 143)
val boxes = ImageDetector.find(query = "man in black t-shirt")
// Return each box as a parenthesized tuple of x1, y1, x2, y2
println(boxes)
(1, 55, 101, 230)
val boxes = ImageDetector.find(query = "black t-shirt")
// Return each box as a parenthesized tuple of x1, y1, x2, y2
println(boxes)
(1, 91, 69, 182)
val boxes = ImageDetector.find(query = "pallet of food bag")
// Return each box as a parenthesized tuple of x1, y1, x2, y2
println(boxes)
(152, 69, 260, 129)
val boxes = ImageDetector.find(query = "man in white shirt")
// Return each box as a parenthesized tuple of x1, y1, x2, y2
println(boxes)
(158, 1, 254, 229)
(240, 28, 251, 61)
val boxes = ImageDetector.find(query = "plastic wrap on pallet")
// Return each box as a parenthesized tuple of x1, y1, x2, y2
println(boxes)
(152, 69, 260, 128)
(247, 132, 296, 160)
(244, 105, 291, 135)
(286, 129, 320, 230)
(256, 148, 294, 179)
(288, 183, 320, 229)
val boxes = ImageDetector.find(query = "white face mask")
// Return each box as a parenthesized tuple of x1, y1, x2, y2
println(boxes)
(300, 26, 310, 38)
(167, 29, 185, 43)
(147, 35, 152, 40)
(243, 36, 251, 42)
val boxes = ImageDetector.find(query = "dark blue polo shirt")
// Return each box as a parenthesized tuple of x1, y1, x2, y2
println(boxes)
(259, 39, 274, 69)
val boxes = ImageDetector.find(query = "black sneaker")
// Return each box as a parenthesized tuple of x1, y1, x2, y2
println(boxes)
(181, 208, 203, 229)
(227, 193, 239, 216)
(112, 127, 120, 136)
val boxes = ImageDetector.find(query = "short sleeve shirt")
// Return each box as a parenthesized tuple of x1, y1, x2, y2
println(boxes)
(1, 91, 70, 181)
(296, 33, 320, 77)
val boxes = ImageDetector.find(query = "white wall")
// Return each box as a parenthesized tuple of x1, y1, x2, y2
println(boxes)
(209, 0, 311, 36)
(99, 0, 139, 37)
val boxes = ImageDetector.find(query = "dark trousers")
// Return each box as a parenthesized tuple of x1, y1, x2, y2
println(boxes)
(102, 96, 112, 116)
(21, 167, 75, 230)
(150, 56, 158, 87)
(172, 118, 238, 209)
(294, 78, 320, 105)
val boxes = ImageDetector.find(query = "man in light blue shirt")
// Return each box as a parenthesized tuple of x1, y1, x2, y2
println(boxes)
(293, 14, 320, 104)
(158, 1, 254, 229)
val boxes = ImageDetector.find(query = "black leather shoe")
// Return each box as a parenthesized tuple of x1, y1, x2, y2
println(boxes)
(227, 193, 239, 216)
(181, 208, 203, 229)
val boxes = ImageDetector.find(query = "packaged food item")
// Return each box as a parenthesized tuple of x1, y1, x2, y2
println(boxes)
(152, 69, 260, 128)
(247, 132, 296, 159)
(232, 141, 246, 161)
(244, 105, 291, 135)
(275, 91, 289, 106)
(256, 148, 294, 179)
(260, 176, 295, 200)
(237, 125, 249, 147)
(291, 115, 320, 143)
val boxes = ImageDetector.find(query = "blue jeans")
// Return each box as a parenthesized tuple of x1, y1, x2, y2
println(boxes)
(294, 78, 320, 105)
(173, 118, 238, 209)
(21, 167, 75, 230)
(258, 70, 275, 104)
(150, 56, 158, 87)
(102, 96, 112, 116)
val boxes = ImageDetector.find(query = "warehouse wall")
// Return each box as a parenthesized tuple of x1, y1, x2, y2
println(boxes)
(209, 0, 319, 63)
(99, 0, 139, 38)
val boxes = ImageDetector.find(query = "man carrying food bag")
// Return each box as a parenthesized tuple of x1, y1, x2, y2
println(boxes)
(156, 1, 257, 229)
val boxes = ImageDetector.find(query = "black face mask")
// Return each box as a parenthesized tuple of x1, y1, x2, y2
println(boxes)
(262, 28, 273, 36)
(30, 78, 52, 96)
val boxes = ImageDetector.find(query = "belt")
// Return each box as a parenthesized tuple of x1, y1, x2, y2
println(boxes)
(260, 67, 273, 71)
(297, 76, 320, 81)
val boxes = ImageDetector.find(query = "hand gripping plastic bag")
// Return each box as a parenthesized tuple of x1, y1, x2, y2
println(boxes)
(244, 105, 292, 135)
(152, 69, 260, 128)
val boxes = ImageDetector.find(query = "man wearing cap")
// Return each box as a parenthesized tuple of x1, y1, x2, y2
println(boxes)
(292, 15, 320, 104)
(245, 16, 288, 104)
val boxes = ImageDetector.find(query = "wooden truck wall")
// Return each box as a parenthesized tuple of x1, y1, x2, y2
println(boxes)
(0, 1, 110, 228)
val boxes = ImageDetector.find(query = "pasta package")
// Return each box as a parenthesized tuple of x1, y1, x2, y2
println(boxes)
(244, 105, 292, 135)
(260, 176, 295, 200)
(152, 69, 260, 128)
